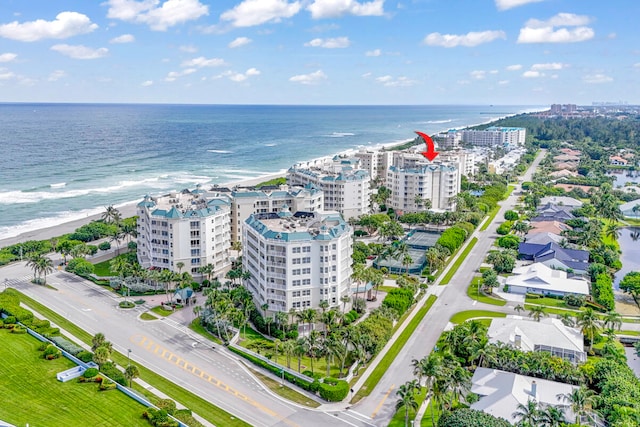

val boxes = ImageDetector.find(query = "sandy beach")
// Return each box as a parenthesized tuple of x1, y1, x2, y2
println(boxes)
(0, 171, 285, 250)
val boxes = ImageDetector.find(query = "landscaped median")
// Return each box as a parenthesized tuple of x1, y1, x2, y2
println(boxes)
(351, 294, 437, 404)
(466, 277, 506, 306)
(449, 310, 506, 325)
(439, 237, 478, 285)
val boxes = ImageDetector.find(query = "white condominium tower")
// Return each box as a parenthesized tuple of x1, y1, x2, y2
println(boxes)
(136, 188, 231, 277)
(223, 184, 324, 242)
(242, 208, 352, 315)
(387, 152, 461, 212)
(287, 156, 371, 220)
(461, 126, 526, 149)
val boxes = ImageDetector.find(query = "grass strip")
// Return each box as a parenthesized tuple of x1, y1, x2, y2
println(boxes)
(439, 237, 478, 285)
(351, 295, 437, 404)
(449, 310, 506, 324)
(467, 278, 506, 306)
(479, 206, 500, 232)
(15, 289, 250, 427)
(250, 370, 320, 408)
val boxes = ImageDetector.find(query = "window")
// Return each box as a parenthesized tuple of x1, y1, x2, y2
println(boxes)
(292, 269, 301, 276)
(302, 268, 311, 274)
(292, 258, 301, 264)
(293, 247, 301, 254)
(302, 257, 311, 264)
(292, 280, 301, 287)
(302, 279, 311, 285)
(302, 246, 311, 253)
(302, 289, 311, 296)
(292, 291, 301, 297)
(191, 258, 200, 264)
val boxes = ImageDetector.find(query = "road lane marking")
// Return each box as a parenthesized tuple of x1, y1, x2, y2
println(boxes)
(371, 384, 395, 419)
(130, 334, 298, 426)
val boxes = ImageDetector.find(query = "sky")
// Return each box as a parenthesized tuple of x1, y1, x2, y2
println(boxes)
(0, 0, 638, 105)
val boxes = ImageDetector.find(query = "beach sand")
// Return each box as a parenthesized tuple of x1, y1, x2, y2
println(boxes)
(0, 172, 285, 249)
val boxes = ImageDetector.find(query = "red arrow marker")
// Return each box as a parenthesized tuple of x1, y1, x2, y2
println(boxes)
(415, 131, 439, 161)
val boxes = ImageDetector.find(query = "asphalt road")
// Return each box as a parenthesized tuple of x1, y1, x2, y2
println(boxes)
(351, 150, 548, 425)
(0, 261, 375, 427)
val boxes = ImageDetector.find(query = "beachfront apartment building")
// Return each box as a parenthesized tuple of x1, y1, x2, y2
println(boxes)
(136, 188, 232, 277)
(386, 151, 461, 212)
(462, 126, 526, 149)
(210, 184, 324, 242)
(433, 129, 462, 150)
(287, 156, 371, 220)
(354, 148, 393, 184)
(242, 208, 352, 317)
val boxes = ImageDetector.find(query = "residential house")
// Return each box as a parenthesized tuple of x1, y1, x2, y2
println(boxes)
(488, 317, 586, 363)
(559, 148, 582, 156)
(471, 368, 579, 425)
(553, 154, 581, 163)
(517, 242, 590, 275)
(553, 161, 578, 171)
(620, 199, 640, 219)
(504, 262, 590, 297)
(539, 196, 583, 209)
(524, 231, 564, 246)
(530, 204, 575, 222)
(609, 155, 629, 166)
(549, 169, 579, 179)
(529, 220, 571, 235)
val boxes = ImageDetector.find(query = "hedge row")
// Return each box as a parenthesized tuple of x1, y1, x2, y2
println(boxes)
(381, 287, 414, 318)
(592, 273, 615, 311)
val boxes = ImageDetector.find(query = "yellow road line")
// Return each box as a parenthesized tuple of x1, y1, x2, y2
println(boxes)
(371, 384, 395, 418)
(130, 334, 294, 425)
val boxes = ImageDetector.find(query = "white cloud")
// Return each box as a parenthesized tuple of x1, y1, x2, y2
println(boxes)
(229, 37, 252, 48)
(307, 0, 384, 19)
(489, 70, 498, 74)
(48, 70, 66, 81)
(226, 67, 261, 82)
(365, 49, 381, 57)
(165, 68, 197, 82)
(634, 63, 640, 69)
(374, 75, 417, 87)
(470, 70, 486, 80)
(141, 80, 153, 86)
(0, 69, 16, 80)
(518, 13, 594, 44)
(180, 45, 198, 53)
(522, 70, 542, 78)
(181, 56, 227, 67)
(583, 74, 612, 84)
(495, 0, 544, 11)
(289, 69, 327, 84)
(106, 0, 209, 31)
(423, 30, 506, 48)
(0, 53, 17, 63)
(0, 12, 97, 42)
(50, 44, 108, 59)
(531, 62, 566, 70)
(110, 34, 135, 43)
(220, 0, 301, 27)
(305, 37, 350, 48)
(498, 80, 509, 85)
(506, 64, 522, 71)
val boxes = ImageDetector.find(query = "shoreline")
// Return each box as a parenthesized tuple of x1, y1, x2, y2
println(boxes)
(0, 107, 544, 249)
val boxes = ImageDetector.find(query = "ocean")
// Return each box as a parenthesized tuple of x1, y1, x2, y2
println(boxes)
(0, 103, 542, 240)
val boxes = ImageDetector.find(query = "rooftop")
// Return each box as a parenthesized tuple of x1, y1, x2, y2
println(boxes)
(506, 262, 590, 295)
(246, 210, 349, 242)
(488, 317, 584, 354)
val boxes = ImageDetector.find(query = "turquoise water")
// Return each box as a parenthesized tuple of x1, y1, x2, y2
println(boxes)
(0, 103, 541, 238)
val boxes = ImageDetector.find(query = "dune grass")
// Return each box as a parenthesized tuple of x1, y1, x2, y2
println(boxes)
(0, 328, 148, 427)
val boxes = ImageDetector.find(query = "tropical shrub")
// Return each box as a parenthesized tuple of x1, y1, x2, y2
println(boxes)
(438, 408, 511, 427)
(83, 367, 99, 378)
(98, 242, 111, 251)
(66, 257, 95, 276)
(100, 361, 127, 386)
(11, 325, 26, 334)
(42, 344, 62, 360)
(591, 273, 615, 311)
(436, 226, 467, 253)
(381, 287, 414, 317)
(504, 210, 519, 221)
(496, 221, 513, 235)
(496, 234, 520, 249)
(317, 377, 349, 402)
(563, 293, 586, 307)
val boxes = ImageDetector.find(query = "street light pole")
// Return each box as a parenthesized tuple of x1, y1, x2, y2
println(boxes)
(127, 349, 132, 387)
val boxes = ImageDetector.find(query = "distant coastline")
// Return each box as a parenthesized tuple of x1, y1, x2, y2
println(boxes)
(0, 104, 545, 244)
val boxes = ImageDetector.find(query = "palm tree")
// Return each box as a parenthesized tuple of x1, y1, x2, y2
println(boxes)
(514, 304, 525, 314)
(176, 261, 185, 274)
(91, 332, 106, 351)
(305, 330, 321, 374)
(340, 294, 351, 314)
(512, 399, 540, 426)
(528, 305, 548, 322)
(108, 228, 125, 255)
(557, 312, 576, 328)
(557, 386, 597, 426)
(281, 339, 295, 369)
(603, 310, 622, 331)
(539, 406, 567, 427)
(402, 254, 413, 276)
(415, 353, 442, 427)
(37, 256, 54, 285)
(577, 308, 602, 352)
(102, 205, 122, 224)
(124, 364, 140, 388)
(395, 380, 420, 427)
(299, 308, 317, 336)
(294, 338, 306, 373)
(26, 253, 43, 282)
(605, 222, 621, 241)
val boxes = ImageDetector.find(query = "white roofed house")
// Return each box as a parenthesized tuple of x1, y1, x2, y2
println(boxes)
(502, 262, 590, 297)
(471, 368, 580, 425)
(488, 317, 586, 363)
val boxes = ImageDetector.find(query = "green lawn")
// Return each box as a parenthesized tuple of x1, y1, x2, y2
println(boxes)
(467, 277, 507, 306)
(251, 370, 320, 408)
(524, 296, 570, 308)
(439, 237, 478, 285)
(92, 258, 115, 276)
(14, 289, 250, 427)
(0, 328, 148, 427)
(150, 305, 175, 317)
(351, 295, 437, 403)
(478, 186, 515, 233)
(450, 310, 506, 324)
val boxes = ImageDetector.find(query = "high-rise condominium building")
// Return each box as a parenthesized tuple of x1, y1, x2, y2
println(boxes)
(386, 152, 461, 212)
(287, 156, 371, 220)
(462, 126, 526, 149)
(242, 208, 352, 315)
(136, 188, 231, 277)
